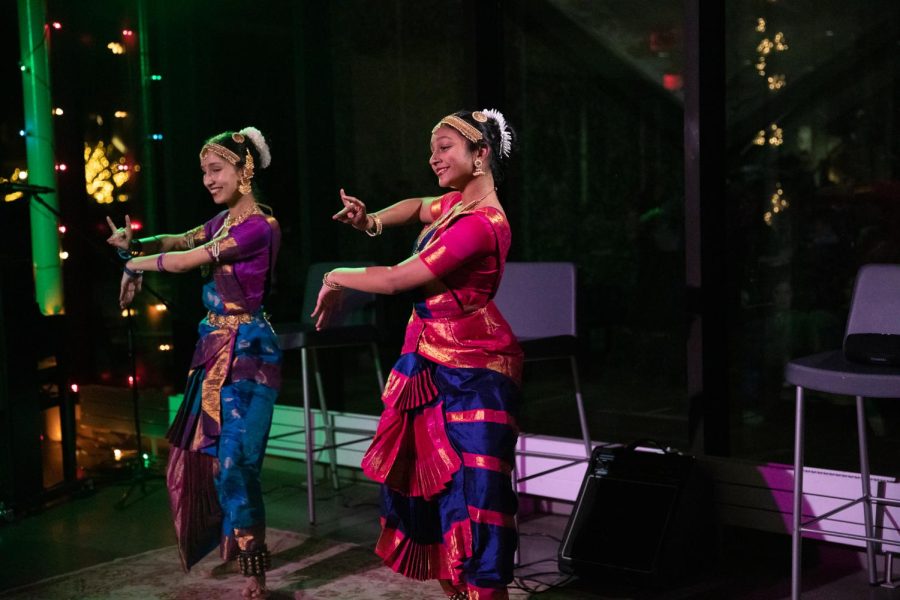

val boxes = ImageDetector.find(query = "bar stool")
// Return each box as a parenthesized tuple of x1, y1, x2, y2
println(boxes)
(273, 262, 384, 524)
(784, 263, 900, 599)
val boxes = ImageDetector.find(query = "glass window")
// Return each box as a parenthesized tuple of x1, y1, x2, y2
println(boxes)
(726, 1, 900, 470)
(504, 1, 688, 448)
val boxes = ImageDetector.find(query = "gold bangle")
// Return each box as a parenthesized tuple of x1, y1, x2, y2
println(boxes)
(322, 271, 343, 290)
(365, 213, 383, 237)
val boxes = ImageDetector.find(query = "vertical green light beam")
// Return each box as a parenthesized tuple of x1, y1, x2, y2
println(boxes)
(18, 0, 64, 315)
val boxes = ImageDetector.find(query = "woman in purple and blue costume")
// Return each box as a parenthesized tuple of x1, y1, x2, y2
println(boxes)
(108, 127, 281, 599)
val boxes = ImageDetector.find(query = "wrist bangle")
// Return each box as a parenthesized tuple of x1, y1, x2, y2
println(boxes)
(365, 213, 383, 237)
(117, 248, 131, 261)
(157, 253, 167, 273)
(123, 265, 143, 279)
(322, 271, 343, 290)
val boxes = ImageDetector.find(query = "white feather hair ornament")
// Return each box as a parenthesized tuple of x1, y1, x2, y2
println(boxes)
(239, 126, 271, 168)
(481, 108, 512, 158)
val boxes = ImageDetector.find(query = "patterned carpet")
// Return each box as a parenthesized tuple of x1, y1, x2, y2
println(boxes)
(0, 528, 530, 600)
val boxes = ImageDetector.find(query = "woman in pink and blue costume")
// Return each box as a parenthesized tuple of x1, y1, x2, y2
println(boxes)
(108, 127, 280, 599)
(314, 110, 522, 600)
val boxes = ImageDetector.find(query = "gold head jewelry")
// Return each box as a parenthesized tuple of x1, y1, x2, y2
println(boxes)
(472, 111, 488, 123)
(238, 150, 255, 195)
(199, 143, 240, 165)
(232, 132, 245, 143)
(432, 114, 483, 144)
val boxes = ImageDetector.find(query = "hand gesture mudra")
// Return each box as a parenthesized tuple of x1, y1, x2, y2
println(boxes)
(105, 215, 133, 251)
(332, 189, 370, 231)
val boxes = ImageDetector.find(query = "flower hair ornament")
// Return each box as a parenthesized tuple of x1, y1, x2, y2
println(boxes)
(474, 108, 512, 159)
(238, 126, 271, 169)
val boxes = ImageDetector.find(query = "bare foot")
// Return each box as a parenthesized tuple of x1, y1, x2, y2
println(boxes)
(241, 574, 268, 599)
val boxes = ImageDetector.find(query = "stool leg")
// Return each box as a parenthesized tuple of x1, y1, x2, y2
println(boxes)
(311, 349, 340, 491)
(792, 386, 805, 600)
(569, 356, 591, 458)
(371, 342, 385, 393)
(301, 348, 316, 524)
(856, 395, 878, 584)
(512, 465, 520, 568)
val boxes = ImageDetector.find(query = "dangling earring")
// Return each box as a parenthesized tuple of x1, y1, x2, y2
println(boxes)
(473, 158, 485, 177)
(238, 150, 255, 195)
(238, 174, 252, 195)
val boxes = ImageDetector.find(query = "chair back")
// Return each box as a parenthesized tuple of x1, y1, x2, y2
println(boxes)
(845, 264, 900, 337)
(301, 262, 377, 328)
(493, 262, 577, 339)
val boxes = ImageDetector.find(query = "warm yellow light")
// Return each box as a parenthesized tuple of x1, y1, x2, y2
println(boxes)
(107, 42, 125, 55)
(113, 448, 123, 461)
(756, 18, 766, 33)
(59, 251, 69, 260)
(53, 107, 64, 116)
(114, 111, 128, 118)
(5, 192, 23, 202)
(18, 170, 28, 180)
(158, 344, 172, 352)
(154, 303, 168, 312)
(773, 32, 788, 51)
(120, 308, 136, 317)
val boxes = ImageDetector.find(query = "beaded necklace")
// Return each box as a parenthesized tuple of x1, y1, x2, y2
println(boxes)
(414, 188, 496, 253)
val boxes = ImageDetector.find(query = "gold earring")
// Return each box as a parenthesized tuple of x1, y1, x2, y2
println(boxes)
(238, 175, 252, 195)
(473, 158, 485, 177)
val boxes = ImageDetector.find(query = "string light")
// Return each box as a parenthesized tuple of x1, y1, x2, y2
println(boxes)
(53, 107, 64, 116)
(153, 303, 168, 312)
(107, 42, 125, 55)
(158, 344, 172, 352)
(764, 184, 789, 226)
(85, 140, 130, 204)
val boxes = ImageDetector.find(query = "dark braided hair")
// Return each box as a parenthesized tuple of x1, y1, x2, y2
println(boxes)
(450, 110, 517, 183)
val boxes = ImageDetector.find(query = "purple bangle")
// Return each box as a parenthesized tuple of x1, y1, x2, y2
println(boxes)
(157, 253, 167, 273)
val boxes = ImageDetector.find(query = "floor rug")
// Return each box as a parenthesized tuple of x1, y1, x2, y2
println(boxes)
(1, 528, 529, 599)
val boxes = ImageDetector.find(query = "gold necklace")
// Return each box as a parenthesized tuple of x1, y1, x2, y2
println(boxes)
(415, 188, 496, 252)
(216, 203, 262, 237)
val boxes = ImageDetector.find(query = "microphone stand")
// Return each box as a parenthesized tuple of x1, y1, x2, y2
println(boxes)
(22, 189, 175, 509)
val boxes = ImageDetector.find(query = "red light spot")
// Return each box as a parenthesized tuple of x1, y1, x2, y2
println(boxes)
(128, 376, 134, 386)
(122, 29, 134, 37)
(70, 383, 79, 393)
(129, 220, 143, 231)
(58, 225, 67, 234)
(663, 73, 683, 91)
(51, 22, 62, 30)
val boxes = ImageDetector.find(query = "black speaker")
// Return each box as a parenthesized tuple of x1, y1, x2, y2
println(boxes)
(558, 442, 711, 585)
